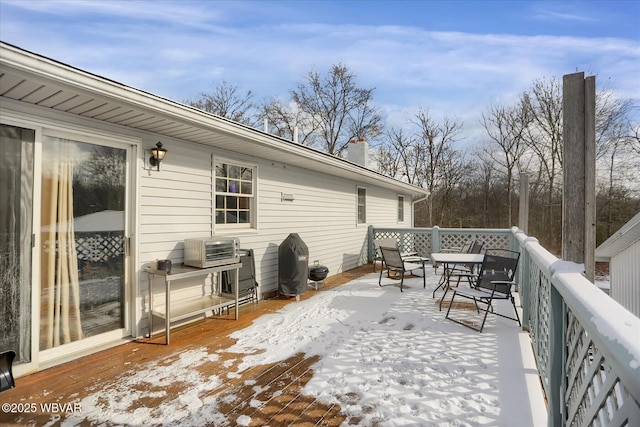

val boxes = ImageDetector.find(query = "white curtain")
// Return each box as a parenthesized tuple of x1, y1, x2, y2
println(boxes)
(40, 139, 83, 349)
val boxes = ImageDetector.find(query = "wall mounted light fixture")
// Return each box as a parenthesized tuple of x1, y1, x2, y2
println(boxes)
(149, 142, 167, 171)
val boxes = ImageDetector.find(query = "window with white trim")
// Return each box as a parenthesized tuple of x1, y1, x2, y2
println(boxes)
(398, 195, 405, 222)
(357, 187, 366, 224)
(215, 161, 256, 228)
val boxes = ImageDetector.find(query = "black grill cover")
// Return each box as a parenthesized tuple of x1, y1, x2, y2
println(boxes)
(278, 233, 309, 296)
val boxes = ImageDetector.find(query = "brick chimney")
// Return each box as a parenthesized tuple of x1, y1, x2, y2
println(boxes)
(347, 137, 369, 168)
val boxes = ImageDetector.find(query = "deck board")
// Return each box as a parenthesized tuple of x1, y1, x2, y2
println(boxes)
(0, 265, 371, 426)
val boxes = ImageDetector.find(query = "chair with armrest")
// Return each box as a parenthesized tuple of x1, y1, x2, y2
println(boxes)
(378, 246, 426, 292)
(373, 238, 419, 272)
(0, 350, 16, 393)
(445, 249, 521, 332)
(373, 238, 397, 272)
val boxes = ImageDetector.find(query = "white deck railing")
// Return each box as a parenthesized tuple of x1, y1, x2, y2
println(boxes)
(368, 226, 640, 426)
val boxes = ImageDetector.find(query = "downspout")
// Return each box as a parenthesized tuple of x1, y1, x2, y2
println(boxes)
(411, 195, 429, 228)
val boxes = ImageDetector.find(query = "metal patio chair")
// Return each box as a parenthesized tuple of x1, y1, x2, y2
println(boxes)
(373, 238, 397, 272)
(373, 238, 418, 272)
(378, 246, 427, 292)
(445, 249, 521, 332)
(438, 240, 486, 308)
(0, 350, 16, 393)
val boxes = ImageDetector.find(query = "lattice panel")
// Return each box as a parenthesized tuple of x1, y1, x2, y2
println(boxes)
(42, 232, 125, 262)
(373, 231, 433, 258)
(528, 263, 540, 353)
(76, 233, 125, 262)
(534, 267, 552, 393)
(374, 229, 512, 259)
(564, 308, 639, 426)
(411, 232, 432, 257)
(398, 234, 414, 254)
(440, 233, 474, 251)
(374, 231, 400, 241)
(441, 232, 510, 251)
(476, 233, 510, 250)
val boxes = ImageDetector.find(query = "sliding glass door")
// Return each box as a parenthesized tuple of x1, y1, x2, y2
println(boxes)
(40, 136, 128, 351)
(0, 124, 35, 364)
(2, 120, 133, 370)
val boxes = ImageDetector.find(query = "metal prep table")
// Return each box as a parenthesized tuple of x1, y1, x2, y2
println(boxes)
(145, 262, 241, 344)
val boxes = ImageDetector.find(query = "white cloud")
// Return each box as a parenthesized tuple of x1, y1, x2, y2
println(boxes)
(2, 0, 638, 141)
(529, 2, 598, 23)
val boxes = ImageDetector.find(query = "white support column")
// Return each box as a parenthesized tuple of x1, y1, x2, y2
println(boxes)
(519, 173, 530, 234)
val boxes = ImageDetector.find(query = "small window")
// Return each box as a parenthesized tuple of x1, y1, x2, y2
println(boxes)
(357, 187, 366, 224)
(398, 195, 405, 222)
(215, 161, 256, 229)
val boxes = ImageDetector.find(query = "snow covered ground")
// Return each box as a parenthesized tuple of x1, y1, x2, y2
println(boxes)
(64, 272, 547, 426)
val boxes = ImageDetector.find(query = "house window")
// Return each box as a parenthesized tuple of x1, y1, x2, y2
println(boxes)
(215, 161, 255, 228)
(357, 187, 366, 224)
(398, 195, 405, 222)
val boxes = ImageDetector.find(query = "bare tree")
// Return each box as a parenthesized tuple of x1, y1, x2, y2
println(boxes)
(434, 147, 468, 225)
(371, 127, 409, 181)
(186, 81, 257, 126)
(411, 108, 464, 225)
(259, 97, 316, 145)
(291, 63, 383, 155)
(522, 77, 563, 247)
(594, 94, 637, 238)
(595, 91, 633, 158)
(520, 76, 637, 248)
(372, 109, 464, 226)
(480, 97, 532, 226)
(632, 123, 640, 156)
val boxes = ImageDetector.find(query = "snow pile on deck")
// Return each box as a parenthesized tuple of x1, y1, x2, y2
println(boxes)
(224, 274, 546, 426)
(62, 273, 546, 426)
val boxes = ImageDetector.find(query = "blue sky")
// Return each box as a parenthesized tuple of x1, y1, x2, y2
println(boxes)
(1, 0, 638, 140)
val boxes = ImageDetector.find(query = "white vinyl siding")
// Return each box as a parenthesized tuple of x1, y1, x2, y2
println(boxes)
(3, 98, 417, 342)
(140, 143, 213, 262)
(609, 240, 640, 318)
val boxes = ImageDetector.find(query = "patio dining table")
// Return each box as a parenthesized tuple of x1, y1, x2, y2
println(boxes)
(430, 252, 484, 310)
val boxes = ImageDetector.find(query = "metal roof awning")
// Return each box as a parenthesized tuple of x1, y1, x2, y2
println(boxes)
(0, 42, 429, 199)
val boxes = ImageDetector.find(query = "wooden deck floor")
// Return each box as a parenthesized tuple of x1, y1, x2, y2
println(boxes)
(0, 265, 376, 427)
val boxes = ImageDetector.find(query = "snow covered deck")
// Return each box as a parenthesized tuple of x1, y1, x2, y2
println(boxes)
(1, 265, 546, 426)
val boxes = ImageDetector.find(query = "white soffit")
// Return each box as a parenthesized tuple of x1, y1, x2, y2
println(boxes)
(0, 42, 428, 199)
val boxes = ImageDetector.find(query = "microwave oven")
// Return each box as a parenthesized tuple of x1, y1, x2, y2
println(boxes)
(183, 237, 240, 268)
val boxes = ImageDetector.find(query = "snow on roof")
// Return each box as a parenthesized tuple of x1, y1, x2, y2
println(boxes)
(596, 212, 640, 261)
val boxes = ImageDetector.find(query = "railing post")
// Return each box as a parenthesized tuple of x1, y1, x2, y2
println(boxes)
(519, 173, 530, 234)
(548, 284, 566, 427)
(432, 226, 441, 253)
(520, 235, 539, 330)
(368, 225, 375, 263)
